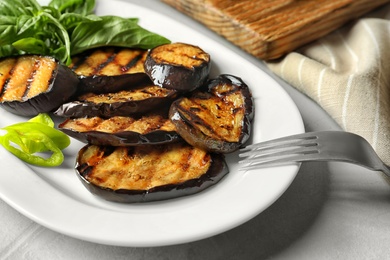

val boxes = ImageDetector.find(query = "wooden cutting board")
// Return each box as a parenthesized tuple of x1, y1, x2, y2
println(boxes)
(162, 0, 390, 60)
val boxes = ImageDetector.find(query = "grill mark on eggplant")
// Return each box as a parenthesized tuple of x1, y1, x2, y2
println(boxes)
(47, 67, 56, 87)
(178, 100, 225, 140)
(0, 59, 19, 101)
(0, 55, 79, 116)
(0, 58, 16, 99)
(78, 84, 176, 103)
(192, 89, 246, 142)
(70, 52, 90, 71)
(55, 84, 178, 118)
(169, 74, 254, 153)
(144, 43, 211, 92)
(58, 112, 181, 146)
(0, 56, 58, 102)
(102, 146, 116, 157)
(21, 58, 40, 100)
(232, 107, 242, 115)
(59, 114, 176, 134)
(75, 142, 228, 203)
(94, 52, 117, 74)
(161, 48, 205, 66)
(70, 48, 116, 76)
(0, 79, 7, 97)
(0, 56, 36, 101)
(122, 53, 144, 72)
(78, 163, 93, 178)
(77, 143, 215, 191)
(70, 48, 147, 77)
(0, 77, 11, 101)
(70, 49, 112, 71)
(126, 146, 136, 158)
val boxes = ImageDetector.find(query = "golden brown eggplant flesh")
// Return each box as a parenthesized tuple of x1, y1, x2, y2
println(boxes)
(0, 55, 79, 116)
(75, 142, 228, 203)
(58, 111, 181, 146)
(70, 47, 149, 94)
(54, 83, 178, 118)
(169, 74, 254, 153)
(144, 42, 211, 92)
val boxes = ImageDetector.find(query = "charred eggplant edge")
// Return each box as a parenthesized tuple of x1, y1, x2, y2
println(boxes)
(169, 74, 255, 153)
(76, 73, 150, 95)
(0, 63, 79, 117)
(144, 43, 211, 92)
(54, 90, 178, 118)
(75, 146, 229, 203)
(59, 126, 182, 146)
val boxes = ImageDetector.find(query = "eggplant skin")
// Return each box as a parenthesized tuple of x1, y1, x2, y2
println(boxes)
(58, 114, 181, 146)
(144, 42, 211, 92)
(75, 143, 228, 203)
(0, 55, 79, 117)
(169, 74, 254, 153)
(69, 47, 149, 94)
(75, 73, 150, 95)
(54, 83, 178, 118)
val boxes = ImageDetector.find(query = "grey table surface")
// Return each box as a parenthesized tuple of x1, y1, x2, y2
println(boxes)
(1, 1, 390, 259)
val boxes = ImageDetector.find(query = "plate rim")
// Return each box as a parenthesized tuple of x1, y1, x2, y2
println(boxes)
(0, 0, 305, 247)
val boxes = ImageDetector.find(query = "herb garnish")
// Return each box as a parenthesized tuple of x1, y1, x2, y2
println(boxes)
(0, 0, 170, 65)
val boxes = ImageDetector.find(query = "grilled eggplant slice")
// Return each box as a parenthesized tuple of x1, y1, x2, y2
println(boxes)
(169, 74, 254, 153)
(144, 42, 211, 92)
(70, 47, 149, 94)
(58, 111, 181, 146)
(0, 55, 79, 116)
(54, 83, 178, 118)
(75, 142, 228, 203)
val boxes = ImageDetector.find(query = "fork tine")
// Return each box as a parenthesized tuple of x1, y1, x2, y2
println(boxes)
(238, 131, 390, 175)
(239, 145, 319, 163)
(240, 133, 318, 153)
(239, 152, 322, 171)
(239, 137, 318, 158)
(239, 132, 321, 171)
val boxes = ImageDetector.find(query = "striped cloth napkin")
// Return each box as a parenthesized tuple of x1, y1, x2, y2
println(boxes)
(266, 4, 390, 166)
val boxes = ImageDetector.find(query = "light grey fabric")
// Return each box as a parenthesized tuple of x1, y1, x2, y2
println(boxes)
(267, 4, 390, 165)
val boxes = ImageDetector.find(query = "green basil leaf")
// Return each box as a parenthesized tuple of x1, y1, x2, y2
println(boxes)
(0, 0, 41, 16)
(0, 45, 18, 57)
(59, 13, 100, 32)
(70, 15, 170, 55)
(12, 37, 49, 55)
(48, 0, 95, 15)
(0, 15, 17, 45)
(0, 0, 169, 65)
(13, 12, 71, 64)
(41, 6, 62, 20)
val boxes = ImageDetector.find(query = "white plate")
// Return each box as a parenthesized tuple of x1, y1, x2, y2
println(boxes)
(0, 0, 304, 247)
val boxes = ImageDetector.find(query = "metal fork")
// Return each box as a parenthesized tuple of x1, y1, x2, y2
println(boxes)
(238, 131, 390, 177)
